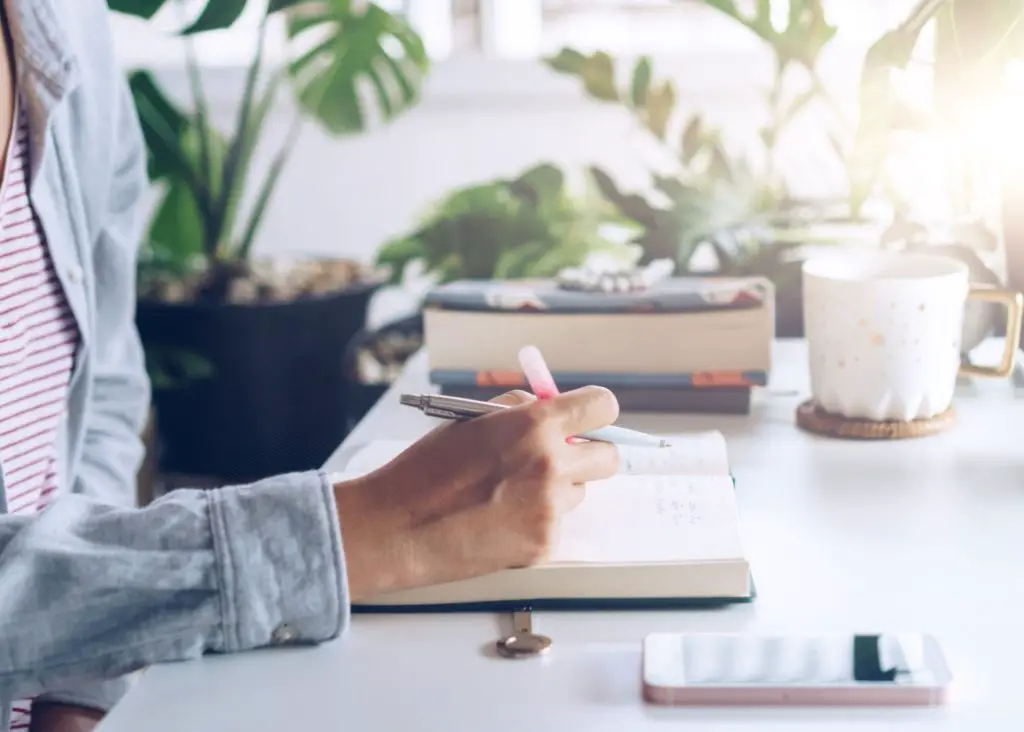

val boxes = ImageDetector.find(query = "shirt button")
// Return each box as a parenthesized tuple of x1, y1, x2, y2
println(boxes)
(66, 265, 83, 284)
(271, 624, 297, 645)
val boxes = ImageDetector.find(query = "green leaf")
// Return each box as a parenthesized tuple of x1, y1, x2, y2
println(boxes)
(544, 48, 589, 75)
(788, 0, 808, 28)
(588, 166, 661, 228)
(581, 52, 618, 101)
(701, 0, 741, 21)
(680, 116, 704, 164)
(267, 0, 306, 11)
(774, 0, 837, 68)
(211, 19, 272, 257)
(146, 178, 207, 269)
(653, 175, 690, 203)
(236, 123, 301, 259)
(643, 80, 675, 139)
(752, 0, 775, 38)
(708, 143, 733, 181)
(142, 121, 229, 269)
(107, 0, 169, 19)
(546, 49, 624, 104)
(864, 29, 918, 72)
(376, 236, 426, 284)
(493, 241, 549, 279)
(510, 163, 565, 206)
(128, 70, 189, 181)
(384, 162, 630, 283)
(432, 252, 464, 284)
(181, 0, 248, 35)
(128, 71, 218, 227)
(630, 56, 652, 108)
(286, 3, 429, 136)
(220, 72, 283, 251)
(530, 244, 592, 278)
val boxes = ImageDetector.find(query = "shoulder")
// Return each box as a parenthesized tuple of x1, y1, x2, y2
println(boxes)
(57, 0, 127, 105)
(35, 1, 146, 231)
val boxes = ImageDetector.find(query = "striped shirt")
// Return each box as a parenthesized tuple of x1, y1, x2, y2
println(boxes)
(1, 104, 80, 729)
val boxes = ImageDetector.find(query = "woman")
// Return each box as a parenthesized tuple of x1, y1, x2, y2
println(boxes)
(0, 2, 621, 730)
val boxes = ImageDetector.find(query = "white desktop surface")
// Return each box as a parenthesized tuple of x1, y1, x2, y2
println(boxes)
(98, 341, 1024, 731)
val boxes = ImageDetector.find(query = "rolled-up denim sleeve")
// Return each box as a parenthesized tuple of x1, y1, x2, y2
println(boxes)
(0, 470, 349, 703)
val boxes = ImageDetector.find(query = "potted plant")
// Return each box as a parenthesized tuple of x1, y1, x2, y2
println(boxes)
(342, 162, 639, 423)
(109, 0, 429, 481)
(545, 0, 894, 336)
(850, 0, 1023, 353)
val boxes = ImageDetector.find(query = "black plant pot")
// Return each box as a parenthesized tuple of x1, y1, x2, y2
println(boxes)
(137, 282, 379, 482)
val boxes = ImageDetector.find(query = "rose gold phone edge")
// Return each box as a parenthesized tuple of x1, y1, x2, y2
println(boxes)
(641, 633, 951, 707)
(643, 682, 948, 707)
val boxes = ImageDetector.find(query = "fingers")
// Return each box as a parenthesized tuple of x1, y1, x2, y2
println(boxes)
(547, 385, 620, 436)
(547, 442, 619, 518)
(490, 390, 536, 407)
(560, 440, 620, 483)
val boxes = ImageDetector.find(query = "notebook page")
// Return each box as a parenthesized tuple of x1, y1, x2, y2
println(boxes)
(551, 474, 744, 564)
(618, 431, 728, 476)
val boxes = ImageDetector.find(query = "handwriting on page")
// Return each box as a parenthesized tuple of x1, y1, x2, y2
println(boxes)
(551, 475, 744, 564)
(654, 489, 702, 526)
(618, 431, 729, 475)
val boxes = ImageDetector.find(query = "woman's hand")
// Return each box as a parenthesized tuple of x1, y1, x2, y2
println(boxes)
(334, 386, 620, 600)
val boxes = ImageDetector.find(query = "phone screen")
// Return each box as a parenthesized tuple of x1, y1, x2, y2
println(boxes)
(645, 633, 950, 688)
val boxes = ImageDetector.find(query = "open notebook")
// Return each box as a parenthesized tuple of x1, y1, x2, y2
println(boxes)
(339, 432, 752, 611)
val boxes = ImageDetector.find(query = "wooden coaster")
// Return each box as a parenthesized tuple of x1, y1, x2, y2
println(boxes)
(795, 399, 956, 440)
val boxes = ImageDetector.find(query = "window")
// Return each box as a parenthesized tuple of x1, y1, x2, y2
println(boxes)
(111, 0, 925, 68)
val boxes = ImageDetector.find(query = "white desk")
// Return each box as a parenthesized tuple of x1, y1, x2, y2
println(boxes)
(98, 341, 1024, 731)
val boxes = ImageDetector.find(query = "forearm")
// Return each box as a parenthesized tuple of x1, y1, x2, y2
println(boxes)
(0, 471, 349, 703)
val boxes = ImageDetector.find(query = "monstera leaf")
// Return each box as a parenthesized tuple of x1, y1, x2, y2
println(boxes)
(286, 1, 429, 135)
(107, 0, 249, 31)
(108, 0, 289, 32)
(111, 0, 430, 277)
(107, 0, 168, 19)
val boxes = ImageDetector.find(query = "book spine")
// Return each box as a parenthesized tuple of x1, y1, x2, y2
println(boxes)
(424, 278, 769, 315)
(430, 369, 768, 388)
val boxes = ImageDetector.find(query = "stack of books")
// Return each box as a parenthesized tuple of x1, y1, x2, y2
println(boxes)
(422, 276, 774, 414)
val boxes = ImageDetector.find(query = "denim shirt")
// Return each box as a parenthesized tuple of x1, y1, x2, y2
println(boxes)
(0, 1, 350, 726)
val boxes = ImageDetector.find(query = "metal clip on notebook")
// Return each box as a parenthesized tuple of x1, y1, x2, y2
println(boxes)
(496, 608, 551, 659)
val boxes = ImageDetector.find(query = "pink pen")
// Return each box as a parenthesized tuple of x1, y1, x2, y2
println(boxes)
(515, 345, 671, 448)
(518, 345, 560, 400)
(518, 345, 569, 442)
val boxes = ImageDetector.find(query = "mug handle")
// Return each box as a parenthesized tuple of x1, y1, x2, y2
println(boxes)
(958, 284, 1024, 378)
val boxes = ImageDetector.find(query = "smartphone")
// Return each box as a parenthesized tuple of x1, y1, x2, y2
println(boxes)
(642, 632, 951, 706)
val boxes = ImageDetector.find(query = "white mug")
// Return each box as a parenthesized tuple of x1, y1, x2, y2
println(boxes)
(802, 250, 1023, 421)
